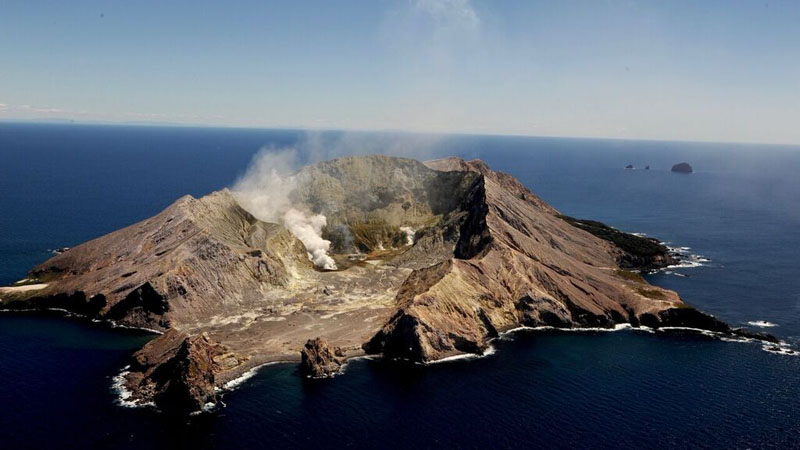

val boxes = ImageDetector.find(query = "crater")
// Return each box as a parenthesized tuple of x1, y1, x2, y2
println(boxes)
(290, 155, 481, 264)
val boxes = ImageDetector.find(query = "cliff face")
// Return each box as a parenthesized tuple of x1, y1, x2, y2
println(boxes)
(293, 155, 478, 229)
(123, 329, 246, 412)
(0, 155, 755, 412)
(364, 157, 705, 361)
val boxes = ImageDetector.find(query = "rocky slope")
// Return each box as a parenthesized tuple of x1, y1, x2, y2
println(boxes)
(0, 155, 768, 413)
(0, 190, 313, 330)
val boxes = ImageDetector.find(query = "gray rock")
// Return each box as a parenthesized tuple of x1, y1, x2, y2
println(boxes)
(671, 162, 693, 173)
(301, 337, 344, 378)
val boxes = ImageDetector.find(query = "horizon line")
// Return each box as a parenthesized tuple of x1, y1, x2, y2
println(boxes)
(2, 117, 799, 149)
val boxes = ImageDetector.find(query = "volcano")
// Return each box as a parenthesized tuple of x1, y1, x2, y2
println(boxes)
(1, 155, 767, 413)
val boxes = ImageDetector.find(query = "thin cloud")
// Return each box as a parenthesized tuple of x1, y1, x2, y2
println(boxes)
(15, 104, 64, 113)
(377, 0, 487, 133)
(0, 103, 228, 124)
(412, 0, 481, 29)
(0, 104, 65, 114)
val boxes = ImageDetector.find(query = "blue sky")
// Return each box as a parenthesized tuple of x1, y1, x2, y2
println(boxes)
(1, 0, 799, 144)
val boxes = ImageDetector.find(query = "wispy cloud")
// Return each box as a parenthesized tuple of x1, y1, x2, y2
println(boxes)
(0, 102, 227, 124)
(0, 104, 67, 116)
(411, 0, 481, 30)
(0, 103, 92, 119)
(376, 0, 487, 132)
(23, 105, 64, 113)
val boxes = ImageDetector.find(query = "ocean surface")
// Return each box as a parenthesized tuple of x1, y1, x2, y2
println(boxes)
(1, 123, 799, 449)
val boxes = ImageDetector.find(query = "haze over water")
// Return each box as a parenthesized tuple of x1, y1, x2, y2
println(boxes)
(1, 123, 799, 449)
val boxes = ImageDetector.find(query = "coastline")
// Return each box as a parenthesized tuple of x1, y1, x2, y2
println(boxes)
(0, 307, 164, 335)
(6, 270, 797, 417)
(424, 321, 798, 365)
(495, 323, 798, 357)
(112, 348, 378, 411)
(7, 297, 796, 415)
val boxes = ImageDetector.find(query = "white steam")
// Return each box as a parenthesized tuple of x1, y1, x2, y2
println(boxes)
(399, 226, 416, 246)
(233, 148, 337, 270)
(283, 208, 336, 270)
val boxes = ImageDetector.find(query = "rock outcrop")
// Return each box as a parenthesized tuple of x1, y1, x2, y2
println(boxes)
(0, 154, 768, 412)
(300, 337, 344, 378)
(671, 162, 693, 173)
(123, 330, 246, 413)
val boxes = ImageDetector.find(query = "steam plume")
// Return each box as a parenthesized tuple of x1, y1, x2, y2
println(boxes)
(283, 209, 336, 270)
(399, 226, 416, 246)
(232, 148, 337, 270)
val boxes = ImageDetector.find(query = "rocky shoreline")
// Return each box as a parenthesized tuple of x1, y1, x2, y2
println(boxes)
(557, 215, 678, 271)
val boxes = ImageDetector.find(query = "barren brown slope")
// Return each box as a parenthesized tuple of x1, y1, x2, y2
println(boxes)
(364, 157, 734, 361)
(1, 189, 313, 330)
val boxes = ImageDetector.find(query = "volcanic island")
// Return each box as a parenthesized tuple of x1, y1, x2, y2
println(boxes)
(0, 155, 774, 413)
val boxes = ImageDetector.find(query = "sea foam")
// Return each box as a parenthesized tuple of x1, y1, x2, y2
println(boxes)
(223, 361, 287, 390)
(111, 366, 154, 409)
(427, 345, 496, 364)
(498, 323, 798, 357)
(746, 320, 778, 328)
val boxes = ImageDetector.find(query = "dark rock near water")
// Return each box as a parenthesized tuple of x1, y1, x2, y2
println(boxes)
(557, 215, 677, 271)
(639, 307, 730, 332)
(671, 162, 693, 173)
(0, 291, 106, 318)
(300, 337, 344, 378)
(731, 328, 780, 344)
(638, 307, 781, 343)
(124, 330, 245, 413)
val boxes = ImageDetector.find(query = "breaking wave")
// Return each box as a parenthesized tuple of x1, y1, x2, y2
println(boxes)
(746, 320, 778, 328)
(111, 366, 154, 409)
(665, 245, 710, 270)
(427, 345, 496, 364)
(499, 323, 798, 357)
(626, 233, 709, 276)
(223, 361, 288, 390)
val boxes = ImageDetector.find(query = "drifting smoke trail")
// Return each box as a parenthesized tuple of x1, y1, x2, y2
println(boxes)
(232, 148, 337, 270)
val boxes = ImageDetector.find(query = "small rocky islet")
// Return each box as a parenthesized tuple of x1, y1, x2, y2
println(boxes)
(623, 163, 690, 172)
(0, 155, 768, 413)
(671, 162, 694, 173)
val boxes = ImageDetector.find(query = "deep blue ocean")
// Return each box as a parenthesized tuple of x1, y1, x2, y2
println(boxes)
(1, 123, 798, 449)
